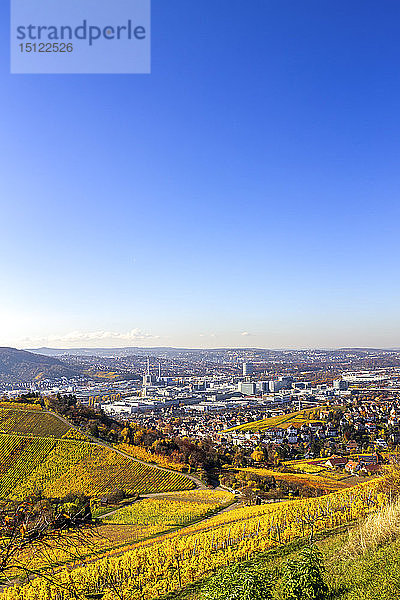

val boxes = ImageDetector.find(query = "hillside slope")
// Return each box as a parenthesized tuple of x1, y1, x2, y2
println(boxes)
(172, 514, 400, 600)
(0, 347, 79, 384)
(0, 407, 70, 437)
(0, 407, 195, 499)
(0, 479, 386, 600)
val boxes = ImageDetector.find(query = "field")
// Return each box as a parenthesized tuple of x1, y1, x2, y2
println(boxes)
(283, 458, 330, 473)
(0, 433, 195, 499)
(0, 407, 195, 499)
(0, 479, 387, 600)
(0, 408, 70, 438)
(83, 370, 120, 379)
(284, 457, 355, 479)
(5, 491, 235, 579)
(104, 490, 234, 528)
(224, 407, 328, 433)
(175, 508, 400, 600)
(235, 467, 352, 491)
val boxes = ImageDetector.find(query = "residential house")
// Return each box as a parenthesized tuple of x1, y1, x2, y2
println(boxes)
(325, 456, 348, 470)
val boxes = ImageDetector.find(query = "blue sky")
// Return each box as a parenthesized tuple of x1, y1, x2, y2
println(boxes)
(1, 0, 400, 349)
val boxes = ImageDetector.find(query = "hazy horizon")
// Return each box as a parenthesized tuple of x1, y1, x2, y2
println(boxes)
(15, 343, 400, 352)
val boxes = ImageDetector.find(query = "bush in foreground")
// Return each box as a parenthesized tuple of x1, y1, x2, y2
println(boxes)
(200, 563, 272, 600)
(280, 545, 329, 600)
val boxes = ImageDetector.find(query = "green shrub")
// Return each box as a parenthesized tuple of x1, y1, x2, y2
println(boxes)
(200, 563, 272, 600)
(280, 545, 329, 600)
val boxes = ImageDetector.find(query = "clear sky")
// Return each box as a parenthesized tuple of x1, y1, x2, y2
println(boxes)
(1, 0, 400, 349)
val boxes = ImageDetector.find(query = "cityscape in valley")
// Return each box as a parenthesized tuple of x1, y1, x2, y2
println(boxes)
(0, 345, 399, 599)
(2, 345, 400, 493)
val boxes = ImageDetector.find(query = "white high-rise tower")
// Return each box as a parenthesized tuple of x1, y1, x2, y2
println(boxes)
(143, 357, 153, 386)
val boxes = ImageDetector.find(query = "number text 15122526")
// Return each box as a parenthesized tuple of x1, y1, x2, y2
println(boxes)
(19, 43, 74, 52)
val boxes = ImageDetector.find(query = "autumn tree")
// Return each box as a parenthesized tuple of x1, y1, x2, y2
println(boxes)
(0, 495, 98, 590)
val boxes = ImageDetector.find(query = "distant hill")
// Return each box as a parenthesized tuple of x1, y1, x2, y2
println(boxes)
(0, 347, 79, 384)
(28, 346, 179, 357)
(28, 346, 394, 358)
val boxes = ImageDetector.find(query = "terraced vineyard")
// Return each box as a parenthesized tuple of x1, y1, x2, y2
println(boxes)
(0, 479, 387, 600)
(0, 434, 195, 499)
(225, 406, 342, 433)
(0, 490, 235, 581)
(0, 435, 56, 497)
(0, 407, 196, 499)
(117, 443, 188, 471)
(104, 490, 234, 527)
(235, 467, 350, 491)
(0, 408, 70, 437)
